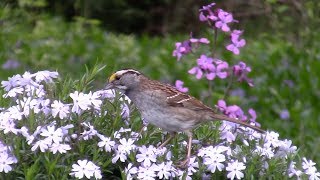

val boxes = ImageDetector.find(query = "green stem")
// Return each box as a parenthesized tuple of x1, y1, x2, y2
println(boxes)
(223, 69, 235, 100)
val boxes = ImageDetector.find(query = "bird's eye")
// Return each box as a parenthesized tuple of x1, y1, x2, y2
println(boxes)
(115, 76, 120, 80)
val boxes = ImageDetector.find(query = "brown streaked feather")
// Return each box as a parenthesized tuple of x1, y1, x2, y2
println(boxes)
(141, 78, 213, 111)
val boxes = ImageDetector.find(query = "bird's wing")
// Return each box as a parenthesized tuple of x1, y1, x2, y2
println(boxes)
(159, 83, 213, 112)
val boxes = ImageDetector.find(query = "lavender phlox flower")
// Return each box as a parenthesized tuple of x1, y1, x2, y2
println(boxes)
(19, 72, 39, 87)
(118, 127, 132, 133)
(70, 159, 102, 179)
(112, 136, 136, 163)
(18, 126, 30, 139)
(233, 61, 254, 86)
(50, 143, 71, 154)
(302, 158, 316, 171)
(0, 118, 18, 134)
(112, 149, 128, 163)
(87, 91, 102, 109)
(1, 74, 22, 91)
(263, 131, 281, 148)
(70, 91, 91, 114)
(40, 125, 63, 144)
(275, 139, 297, 158)
(219, 123, 237, 142)
(1, 59, 20, 70)
(154, 161, 177, 179)
(51, 100, 70, 119)
(226, 160, 246, 180)
(137, 164, 158, 180)
(97, 134, 115, 152)
(254, 145, 275, 159)
(96, 89, 116, 100)
(125, 163, 138, 180)
(118, 138, 136, 154)
(302, 158, 320, 180)
(34, 70, 59, 83)
(240, 126, 262, 140)
(3, 87, 24, 98)
(15, 97, 36, 117)
(306, 167, 320, 180)
(177, 157, 198, 180)
(121, 103, 130, 120)
(136, 145, 157, 167)
(0, 152, 16, 173)
(148, 146, 165, 158)
(279, 109, 290, 120)
(175, 80, 189, 93)
(31, 139, 50, 152)
(199, 145, 228, 173)
(80, 122, 98, 140)
(23, 84, 44, 98)
(29, 98, 51, 115)
(288, 161, 303, 179)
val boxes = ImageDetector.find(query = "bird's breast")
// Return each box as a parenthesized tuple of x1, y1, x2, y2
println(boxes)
(127, 90, 197, 132)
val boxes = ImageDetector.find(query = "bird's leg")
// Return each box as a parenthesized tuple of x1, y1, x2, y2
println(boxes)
(137, 125, 147, 137)
(177, 131, 192, 168)
(158, 132, 176, 148)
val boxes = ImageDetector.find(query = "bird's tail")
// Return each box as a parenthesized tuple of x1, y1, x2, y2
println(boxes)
(210, 113, 265, 133)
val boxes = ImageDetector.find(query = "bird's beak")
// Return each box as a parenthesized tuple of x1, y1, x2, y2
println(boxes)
(105, 83, 114, 90)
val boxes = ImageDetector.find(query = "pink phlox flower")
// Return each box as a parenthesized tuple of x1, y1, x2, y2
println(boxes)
(188, 66, 203, 79)
(173, 40, 192, 61)
(175, 80, 189, 93)
(215, 9, 233, 32)
(190, 37, 210, 44)
(288, 161, 303, 179)
(226, 30, 246, 55)
(233, 61, 254, 86)
(226, 40, 245, 55)
(199, 3, 217, 22)
(215, 60, 229, 79)
(173, 36, 209, 61)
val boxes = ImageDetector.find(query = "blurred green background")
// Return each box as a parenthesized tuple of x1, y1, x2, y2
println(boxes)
(1, 0, 319, 163)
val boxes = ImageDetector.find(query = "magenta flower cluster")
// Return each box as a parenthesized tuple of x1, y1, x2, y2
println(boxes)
(174, 2, 251, 92)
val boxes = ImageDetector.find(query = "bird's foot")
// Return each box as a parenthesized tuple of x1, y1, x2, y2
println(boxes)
(176, 158, 190, 169)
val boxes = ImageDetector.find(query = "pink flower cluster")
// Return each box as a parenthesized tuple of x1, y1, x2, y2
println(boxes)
(188, 55, 228, 80)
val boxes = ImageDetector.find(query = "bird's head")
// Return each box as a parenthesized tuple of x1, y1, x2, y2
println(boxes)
(105, 69, 142, 91)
